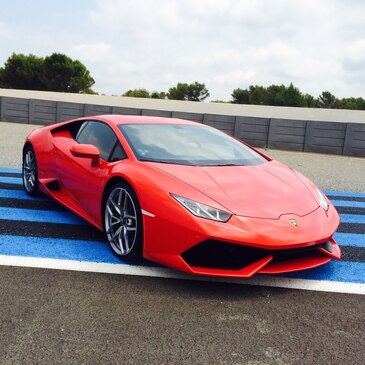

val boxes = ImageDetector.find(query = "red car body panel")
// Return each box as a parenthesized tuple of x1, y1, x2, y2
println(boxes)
(146, 161, 320, 218)
(24, 115, 341, 278)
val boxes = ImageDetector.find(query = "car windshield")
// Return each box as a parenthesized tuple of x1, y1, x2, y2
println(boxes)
(118, 123, 267, 166)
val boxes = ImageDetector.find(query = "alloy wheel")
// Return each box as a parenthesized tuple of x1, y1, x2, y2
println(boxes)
(105, 187, 138, 256)
(23, 149, 37, 194)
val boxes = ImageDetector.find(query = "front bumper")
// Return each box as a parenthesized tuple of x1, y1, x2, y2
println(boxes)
(180, 238, 341, 278)
(143, 202, 341, 278)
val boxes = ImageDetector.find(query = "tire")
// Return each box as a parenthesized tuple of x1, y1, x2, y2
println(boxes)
(22, 144, 39, 196)
(104, 182, 143, 261)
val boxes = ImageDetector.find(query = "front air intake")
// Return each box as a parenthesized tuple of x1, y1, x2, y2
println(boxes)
(181, 240, 269, 270)
(181, 240, 331, 271)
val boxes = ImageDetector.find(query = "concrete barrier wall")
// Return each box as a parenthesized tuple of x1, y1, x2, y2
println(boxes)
(234, 116, 270, 148)
(0, 90, 364, 157)
(268, 119, 307, 152)
(1, 97, 29, 123)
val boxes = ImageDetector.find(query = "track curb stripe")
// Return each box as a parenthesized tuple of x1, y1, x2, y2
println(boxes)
(0, 183, 23, 190)
(0, 197, 66, 211)
(0, 235, 119, 263)
(0, 176, 23, 184)
(0, 207, 88, 225)
(338, 223, 365, 234)
(0, 189, 47, 200)
(332, 200, 365, 208)
(328, 196, 365, 203)
(0, 220, 106, 241)
(0, 168, 21, 173)
(325, 190, 365, 198)
(0, 255, 364, 295)
(336, 207, 365, 215)
(334, 232, 365, 248)
(340, 214, 365, 224)
(0, 172, 22, 178)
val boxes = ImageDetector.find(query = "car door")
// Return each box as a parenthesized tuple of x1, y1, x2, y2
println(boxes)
(56, 120, 126, 223)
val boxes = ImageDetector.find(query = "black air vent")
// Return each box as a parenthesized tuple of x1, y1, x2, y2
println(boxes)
(181, 240, 330, 271)
(182, 240, 269, 270)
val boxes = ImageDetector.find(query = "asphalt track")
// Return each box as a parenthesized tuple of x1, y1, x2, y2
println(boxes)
(0, 122, 365, 364)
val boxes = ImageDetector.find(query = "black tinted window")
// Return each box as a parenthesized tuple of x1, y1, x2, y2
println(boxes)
(76, 121, 125, 162)
(109, 143, 127, 162)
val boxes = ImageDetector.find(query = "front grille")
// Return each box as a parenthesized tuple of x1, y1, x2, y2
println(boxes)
(181, 240, 269, 270)
(181, 239, 330, 271)
(271, 240, 332, 263)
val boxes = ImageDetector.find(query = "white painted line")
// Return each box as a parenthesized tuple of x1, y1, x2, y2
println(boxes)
(0, 254, 364, 295)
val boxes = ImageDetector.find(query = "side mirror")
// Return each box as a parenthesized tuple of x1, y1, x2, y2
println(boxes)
(70, 144, 100, 166)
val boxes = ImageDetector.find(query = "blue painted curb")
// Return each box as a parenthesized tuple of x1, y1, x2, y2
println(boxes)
(0, 207, 87, 225)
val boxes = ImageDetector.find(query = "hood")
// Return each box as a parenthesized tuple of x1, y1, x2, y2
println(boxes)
(147, 160, 319, 219)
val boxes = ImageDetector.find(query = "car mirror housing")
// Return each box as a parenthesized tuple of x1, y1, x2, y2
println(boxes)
(70, 144, 100, 166)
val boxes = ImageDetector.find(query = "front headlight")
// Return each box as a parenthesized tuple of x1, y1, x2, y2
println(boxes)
(317, 188, 329, 211)
(171, 194, 232, 222)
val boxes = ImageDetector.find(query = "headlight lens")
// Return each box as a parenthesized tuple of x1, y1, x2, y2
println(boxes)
(317, 189, 329, 211)
(171, 194, 232, 222)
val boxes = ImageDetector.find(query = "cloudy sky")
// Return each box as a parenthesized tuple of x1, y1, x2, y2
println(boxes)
(0, 0, 364, 100)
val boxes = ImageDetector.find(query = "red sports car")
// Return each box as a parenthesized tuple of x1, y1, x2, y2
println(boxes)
(22, 115, 341, 277)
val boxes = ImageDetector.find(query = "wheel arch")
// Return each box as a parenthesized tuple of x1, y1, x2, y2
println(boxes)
(101, 175, 136, 230)
(22, 141, 34, 155)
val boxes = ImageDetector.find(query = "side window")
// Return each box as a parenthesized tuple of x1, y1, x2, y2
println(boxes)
(109, 142, 127, 162)
(76, 121, 126, 162)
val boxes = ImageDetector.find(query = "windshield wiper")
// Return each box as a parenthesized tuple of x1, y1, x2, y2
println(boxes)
(139, 159, 172, 164)
(203, 163, 241, 166)
(140, 158, 197, 166)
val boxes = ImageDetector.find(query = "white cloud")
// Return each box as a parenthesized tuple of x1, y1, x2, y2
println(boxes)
(1, 0, 365, 99)
(0, 21, 12, 38)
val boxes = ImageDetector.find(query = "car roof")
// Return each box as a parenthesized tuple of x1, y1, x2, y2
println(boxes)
(89, 114, 201, 126)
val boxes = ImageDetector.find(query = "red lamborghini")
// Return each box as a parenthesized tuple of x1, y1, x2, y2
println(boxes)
(22, 115, 341, 278)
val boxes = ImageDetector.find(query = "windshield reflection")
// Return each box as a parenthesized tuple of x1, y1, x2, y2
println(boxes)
(118, 123, 267, 166)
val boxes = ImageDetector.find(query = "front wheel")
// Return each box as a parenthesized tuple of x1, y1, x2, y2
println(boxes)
(22, 144, 39, 196)
(104, 182, 143, 261)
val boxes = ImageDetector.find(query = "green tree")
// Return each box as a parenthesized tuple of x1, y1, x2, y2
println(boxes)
(231, 86, 266, 105)
(0, 52, 95, 93)
(150, 91, 166, 99)
(317, 91, 338, 109)
(257, 84, 304, 106)
(0, 68, 4, 87)
(167, 82, 190, 100)
(280, 83, 306, 107)
(231, 83, 307, 107)
(0, 53, 44, 90)
(248, 85, 267, 105)
(167, 82, 209, 101)
(231, 88, 250, 104)
(264, 83, 301, 106)
(187, 81, 210, 101)
(41, 53, 94, 93)
(265, 84, 285, 105)
(81, 88, 98, 95)
(303, 93, 317, 108)
(337, 97, 365, 110)
(123, 88, 150, 98)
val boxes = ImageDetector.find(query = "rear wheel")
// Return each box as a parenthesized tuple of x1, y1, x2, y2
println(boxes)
(104, 182, 143, 261)
(22, 145, 39, 196)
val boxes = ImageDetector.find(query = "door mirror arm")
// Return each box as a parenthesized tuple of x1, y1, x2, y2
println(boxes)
(70, 144, 100, 167)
